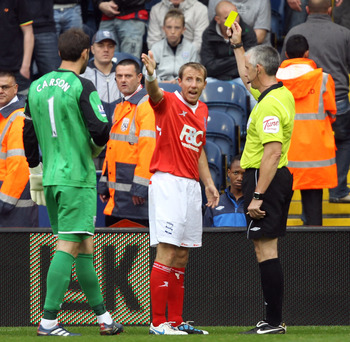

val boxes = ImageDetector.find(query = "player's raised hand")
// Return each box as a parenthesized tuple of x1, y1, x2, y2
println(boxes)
(141, 50, 163, 103)
(141, 51, 156, 76)
(227, 21, 242, 45)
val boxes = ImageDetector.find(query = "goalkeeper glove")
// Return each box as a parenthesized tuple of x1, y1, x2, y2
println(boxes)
(90, 138, 105, 158)
(29, 162, 46, 206)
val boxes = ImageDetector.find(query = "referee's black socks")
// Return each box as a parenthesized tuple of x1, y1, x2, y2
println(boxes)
(259, 258, 284, 327)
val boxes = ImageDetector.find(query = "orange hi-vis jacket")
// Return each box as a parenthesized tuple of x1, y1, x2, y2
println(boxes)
(98, 88, 156, 220)
(276, 58, 337, 190)
(0, 97, 38, 227)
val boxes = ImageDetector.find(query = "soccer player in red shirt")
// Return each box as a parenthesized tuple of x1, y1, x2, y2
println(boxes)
(141, 51, 220, 335)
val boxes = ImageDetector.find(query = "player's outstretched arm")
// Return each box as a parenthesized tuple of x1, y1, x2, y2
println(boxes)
(198, 149, 220, 208)
(141, 51, 163, 104)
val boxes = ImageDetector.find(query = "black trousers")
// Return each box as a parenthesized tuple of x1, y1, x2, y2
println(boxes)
(300, 189, 323, 226)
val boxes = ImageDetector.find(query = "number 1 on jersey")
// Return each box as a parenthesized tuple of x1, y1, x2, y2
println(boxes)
(48, 96, 58, 137)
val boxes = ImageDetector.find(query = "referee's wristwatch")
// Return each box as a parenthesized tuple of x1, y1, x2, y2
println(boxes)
(253, 192, 264, 200)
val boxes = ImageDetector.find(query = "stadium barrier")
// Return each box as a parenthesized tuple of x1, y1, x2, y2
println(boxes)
(0, 227, 349, 326)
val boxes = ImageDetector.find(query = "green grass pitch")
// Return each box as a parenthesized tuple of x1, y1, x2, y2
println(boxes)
(0, 326, 350, 341)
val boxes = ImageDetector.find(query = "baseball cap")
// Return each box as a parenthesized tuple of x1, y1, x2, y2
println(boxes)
(92, 30, 116, 45)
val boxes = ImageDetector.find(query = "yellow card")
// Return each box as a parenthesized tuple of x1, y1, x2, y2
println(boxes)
(224, 11, 238, 28)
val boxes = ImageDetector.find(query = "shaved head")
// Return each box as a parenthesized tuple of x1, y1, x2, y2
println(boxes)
(215, 1, 237, 16)
(215, 1, 239, 36)
(307, 0, 331, 13)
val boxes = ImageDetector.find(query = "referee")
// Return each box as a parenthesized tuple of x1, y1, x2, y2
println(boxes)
(227, 22, 295, 334)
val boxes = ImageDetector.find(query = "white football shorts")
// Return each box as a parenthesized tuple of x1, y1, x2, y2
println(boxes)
(149, 172, 203, 248)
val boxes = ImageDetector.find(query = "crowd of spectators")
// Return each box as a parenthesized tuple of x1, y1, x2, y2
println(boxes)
(1, 0, 350, 228)
(3, 0, 349, 92)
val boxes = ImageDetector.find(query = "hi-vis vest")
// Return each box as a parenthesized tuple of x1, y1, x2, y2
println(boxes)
(98, 88, 156, 220)
(0, 98, 38, 227)
(277, 58, 337, 190)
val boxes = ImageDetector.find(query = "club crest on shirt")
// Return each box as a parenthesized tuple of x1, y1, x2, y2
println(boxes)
(182, 51, 190, 59)
(121, 118, 130, 131)
(263, 116, 280, 133)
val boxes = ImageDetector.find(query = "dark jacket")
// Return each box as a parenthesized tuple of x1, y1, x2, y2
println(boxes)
(203, 187, 246, 227)
(31, 0, 56, 34)
(200, 18, 257, 80)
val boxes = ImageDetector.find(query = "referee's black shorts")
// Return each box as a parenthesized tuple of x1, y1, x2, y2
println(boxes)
(242, 167, 293, 240)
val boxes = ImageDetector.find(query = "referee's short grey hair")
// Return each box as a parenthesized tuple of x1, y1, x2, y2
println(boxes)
(245, 45, 280, 76)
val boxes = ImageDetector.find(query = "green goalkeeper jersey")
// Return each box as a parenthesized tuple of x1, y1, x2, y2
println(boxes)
(25, 69, 109, 187)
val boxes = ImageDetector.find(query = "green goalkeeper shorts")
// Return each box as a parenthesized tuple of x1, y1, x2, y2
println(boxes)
(44, 185, 96, 242)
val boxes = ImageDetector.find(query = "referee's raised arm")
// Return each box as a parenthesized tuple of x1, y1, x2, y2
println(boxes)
(141, 51, 163, 104)
(227, 21, 250, 91)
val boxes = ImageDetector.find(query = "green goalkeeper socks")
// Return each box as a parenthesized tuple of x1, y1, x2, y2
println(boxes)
(43, 250, 75, 319)
(75, 253, 106, 315)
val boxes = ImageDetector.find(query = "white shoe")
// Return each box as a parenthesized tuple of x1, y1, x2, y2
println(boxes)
(149, 322, 188, 335)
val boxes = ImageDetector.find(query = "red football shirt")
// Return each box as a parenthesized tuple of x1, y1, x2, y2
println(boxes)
(149, 91, 208, 181)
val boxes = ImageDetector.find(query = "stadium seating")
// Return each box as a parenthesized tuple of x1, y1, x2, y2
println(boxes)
(206, 110, 237, 167)
(158, 82, 182, 93)
(204, 140, 224, 191)
(200, 80, 248, 137)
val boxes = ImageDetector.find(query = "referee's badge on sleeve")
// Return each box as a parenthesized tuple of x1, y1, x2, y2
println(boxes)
(263, 116, 280, 133)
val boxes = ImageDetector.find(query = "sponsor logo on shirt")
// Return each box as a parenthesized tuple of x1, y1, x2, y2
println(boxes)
(179, 124, 204, 152)
(263, 116, 280, 133)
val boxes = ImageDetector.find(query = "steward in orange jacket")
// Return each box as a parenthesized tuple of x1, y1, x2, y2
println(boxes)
(277, 58, 337, 189)
(277, 36, 337, 225)
(0, 94, 38, 227)
(98, 87, 156, 226)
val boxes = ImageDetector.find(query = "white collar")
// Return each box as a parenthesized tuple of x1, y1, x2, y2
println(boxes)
(0, 95, 19, 111)
(174, 90, 199, 113)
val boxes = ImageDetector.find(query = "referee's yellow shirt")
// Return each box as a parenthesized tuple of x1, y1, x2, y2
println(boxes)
(241, 84, 295, 169)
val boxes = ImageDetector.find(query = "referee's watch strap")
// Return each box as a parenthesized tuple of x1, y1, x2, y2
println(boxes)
(253, 192, 264, 200)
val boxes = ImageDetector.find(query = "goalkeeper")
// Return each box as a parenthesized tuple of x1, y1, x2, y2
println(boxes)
(23, 28, 122, 337)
